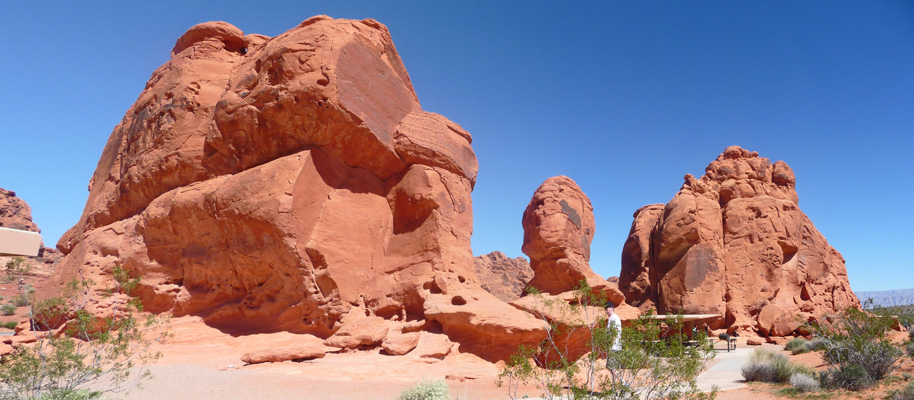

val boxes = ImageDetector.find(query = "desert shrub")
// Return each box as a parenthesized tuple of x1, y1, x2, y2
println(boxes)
(9, 296, 28, 307)
(816, 307, 904, 380)
(887, 381, 914, 400)
(804, 337, 826, 352)
(906, 342, 914, 357)
(826, 364, 873, 391)
(1, 304, 15, 316)
(909, 328, 914, 342)
(823, 337, 902, 380)
(789, 373, 819, 393)
(0, 321, 17, 329)
(741, 358, 776, 383)
(785, 338, 809, 354)
(0, 268, 168, 399)
(397, 378, 450, 400)
(31, 388, 102, 400)
(741, 349, 813, 384)
(499, 281, 716, 400)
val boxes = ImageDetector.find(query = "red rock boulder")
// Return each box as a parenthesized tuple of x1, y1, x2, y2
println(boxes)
(241, 335, 330, 364)
(0, 188, 63, 270)
(619, 146, 859, 335)
(51, 16, 537, 362)
(0, 188, 40, 233)
(521, 176, 606, 295)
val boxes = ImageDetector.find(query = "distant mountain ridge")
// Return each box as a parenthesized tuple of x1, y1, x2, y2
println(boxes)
(855, 288, 914, 307)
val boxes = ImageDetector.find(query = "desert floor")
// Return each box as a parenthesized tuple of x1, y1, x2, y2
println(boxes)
(3, 274, 910, 400)
(94, 316, 834, 400)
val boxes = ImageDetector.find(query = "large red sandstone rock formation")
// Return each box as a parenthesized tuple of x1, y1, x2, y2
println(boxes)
(619, 146, 859, 335)
(473, 251, 533, 302)
(522, 177, 601, 294)
(509, 176, 637, 361)
(0, 188, 62, 267)
(1, 188, 41, 233)
(53, 16, 544, 362)
(521, 176, 625, 305)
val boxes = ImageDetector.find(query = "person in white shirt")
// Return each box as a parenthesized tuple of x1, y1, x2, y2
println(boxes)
(604, 301, 622, 378)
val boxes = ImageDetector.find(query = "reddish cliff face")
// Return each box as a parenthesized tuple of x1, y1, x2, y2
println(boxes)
(0, 188, 62, 267)
(619, 146, 859, 335)
(0, 188, 40, 233)
(473, 251, 533, 302)
(53, 17, 545, 361)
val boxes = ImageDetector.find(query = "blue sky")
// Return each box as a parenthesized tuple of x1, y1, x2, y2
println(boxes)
(1, 1, 911, 291)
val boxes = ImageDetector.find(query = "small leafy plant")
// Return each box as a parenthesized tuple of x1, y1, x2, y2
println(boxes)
(499, 281, 716, 400)
(785, 338, 809, 354)
(9, 296, 29, 307)
(789, 373, 819, 393)
(886, 381, 914, 400)
(824, 364, 873, 391)
(815, 306, 904, 381)
(1, 304, 16, 316)
(397, 378, 450, 400)
(741, 349, 813, 384)
(0, 263, 169, 399)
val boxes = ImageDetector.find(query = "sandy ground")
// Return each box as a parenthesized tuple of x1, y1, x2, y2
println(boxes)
(97, 318, 783, 400)
(98, 316, 544, 400)
(2, 266, 909, 400)
(16, 316, 914, 399)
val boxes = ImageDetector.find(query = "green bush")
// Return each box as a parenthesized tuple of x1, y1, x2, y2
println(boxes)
(0, 321, 17, 329)
(32, 388, 102, 400)
(397, 378, 450, 400)
(816, 307, 904, 380)
(789, 373, 819, 393)
(823, 337, 901, 380)
(804, 337, 826, 352)
(887, 381, 914, 400)
(741, 358, 776, 383)
(1, 304, 16, 316)
(499, 281, 715, 400)
(740, 349, 813, 384)
(0, 274, 168, 399)
(827, 364, 873, 391)
(9, 296, 28, 307)
(785, 338, 809, 354)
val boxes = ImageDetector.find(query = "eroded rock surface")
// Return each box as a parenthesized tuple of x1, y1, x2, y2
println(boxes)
(0, 188, 40, 233)
(241, 335, 329, 364)
(619, 146, 859, 335)
(0, 188, 62, 268)
(52, 16, 537, 362)
(473, 251, 533, 302)
(521, 176, 606, 295)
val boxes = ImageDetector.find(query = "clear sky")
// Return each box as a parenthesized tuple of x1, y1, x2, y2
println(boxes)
(1, 1, 911, 291)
